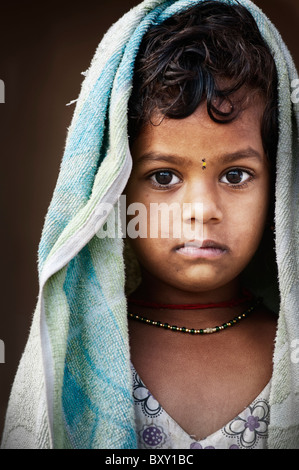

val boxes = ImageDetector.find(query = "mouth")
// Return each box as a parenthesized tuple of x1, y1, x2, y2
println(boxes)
(175, 239, 229, 259)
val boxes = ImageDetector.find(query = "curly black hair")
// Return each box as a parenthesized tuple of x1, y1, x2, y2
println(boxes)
(128, 1, 278, 162)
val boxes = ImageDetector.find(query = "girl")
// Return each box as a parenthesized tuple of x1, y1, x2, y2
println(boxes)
(2, 0, 299, 449)
(124, 1, 278, 448)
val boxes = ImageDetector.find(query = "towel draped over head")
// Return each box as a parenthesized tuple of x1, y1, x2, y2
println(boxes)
(2, 0, 299, 449)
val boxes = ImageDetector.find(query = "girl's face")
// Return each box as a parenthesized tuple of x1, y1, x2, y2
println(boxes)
(125, 99, 270, 300)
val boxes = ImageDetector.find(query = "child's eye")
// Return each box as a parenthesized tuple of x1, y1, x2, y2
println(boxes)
(220, 169, 252, 186)
(149, 171, 181, 187)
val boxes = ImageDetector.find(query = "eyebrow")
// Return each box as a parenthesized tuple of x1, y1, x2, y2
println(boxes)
(135, 152, 193, 166)
(135, 147, 262, 166)
(221, 148, 262, 163)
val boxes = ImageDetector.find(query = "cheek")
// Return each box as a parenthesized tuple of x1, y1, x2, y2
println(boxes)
(227, 193, 269, 257)
(127, 237, 167, 275)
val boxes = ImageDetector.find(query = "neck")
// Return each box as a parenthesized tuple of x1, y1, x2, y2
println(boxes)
(133, 268, 242, 306)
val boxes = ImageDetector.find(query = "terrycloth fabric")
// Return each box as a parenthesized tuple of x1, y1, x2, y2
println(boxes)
(2, 0, 299, 449)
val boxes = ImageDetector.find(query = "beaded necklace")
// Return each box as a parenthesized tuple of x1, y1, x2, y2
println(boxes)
(128, 297, 262, 335)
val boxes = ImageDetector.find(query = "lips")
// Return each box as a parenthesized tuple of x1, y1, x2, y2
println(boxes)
(175, 239, 229, 258)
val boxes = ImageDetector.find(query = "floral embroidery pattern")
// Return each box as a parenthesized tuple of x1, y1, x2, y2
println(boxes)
(190, 442, 239, 449)
(131, 363, 270, 449)
(131, 367, 162, 418)
(190, 442, 216, 449)
(139, 424, 167, 448)
(222, 399, 270, 448)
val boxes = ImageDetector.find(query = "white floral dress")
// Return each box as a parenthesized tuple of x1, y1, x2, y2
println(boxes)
(131, 363, 271, 449)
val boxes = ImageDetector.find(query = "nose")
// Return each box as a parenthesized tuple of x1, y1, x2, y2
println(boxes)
(182, 180, 223, 226)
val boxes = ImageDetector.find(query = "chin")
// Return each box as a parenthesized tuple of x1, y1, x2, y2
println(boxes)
(165, 276, 227, 294)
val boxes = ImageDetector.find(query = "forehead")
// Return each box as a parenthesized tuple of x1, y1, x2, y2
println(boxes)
(131, 98, 266, 165)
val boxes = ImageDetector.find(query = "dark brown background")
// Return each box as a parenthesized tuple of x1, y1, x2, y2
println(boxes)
(1, 0, 298, 440)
